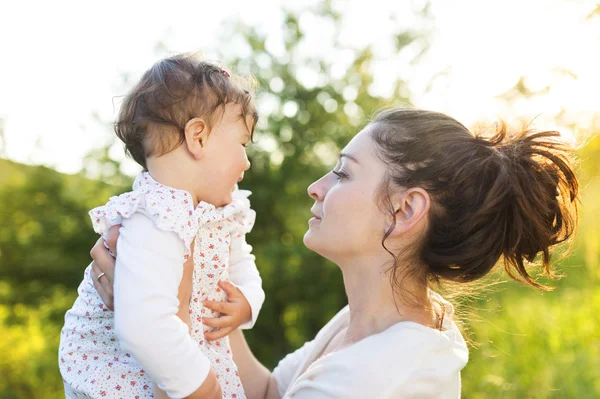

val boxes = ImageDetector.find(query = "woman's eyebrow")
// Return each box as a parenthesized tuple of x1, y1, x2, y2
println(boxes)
(339, 152, 359, 164)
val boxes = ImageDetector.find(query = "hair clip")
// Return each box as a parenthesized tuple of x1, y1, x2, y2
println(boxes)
(220, 68, 231, 78)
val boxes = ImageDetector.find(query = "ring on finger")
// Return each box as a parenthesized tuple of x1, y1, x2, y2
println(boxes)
(97, 272, 106, 282)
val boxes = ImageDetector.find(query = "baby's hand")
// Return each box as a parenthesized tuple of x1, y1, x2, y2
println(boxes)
(202, 280, 252, 341)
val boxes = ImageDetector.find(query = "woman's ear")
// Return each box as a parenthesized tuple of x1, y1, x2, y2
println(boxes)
(385, 188, 430, 237)
(184, 118, 208, 159)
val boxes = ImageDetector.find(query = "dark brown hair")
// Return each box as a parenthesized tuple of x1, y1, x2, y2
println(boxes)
(370, 108, 579, 295)
(115, 53, 258, 169)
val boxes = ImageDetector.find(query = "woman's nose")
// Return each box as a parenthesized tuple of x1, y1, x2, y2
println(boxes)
(308, 174, 328, 201)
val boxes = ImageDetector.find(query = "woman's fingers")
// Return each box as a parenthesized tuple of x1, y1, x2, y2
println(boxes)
(203, 300, 235, 315)
(91, 256, 113, 284)
(88, 226, 120, 311)
(90, 238, 116, 282)
(89, 236, 117, 311)
(90, 237, 107, 265)
(204, 326, 234, 341)
(105, 225, 121, 255)
(91, 261, 114, 311)
(91, 260, 113, 292)
(202, 315, 234, 328)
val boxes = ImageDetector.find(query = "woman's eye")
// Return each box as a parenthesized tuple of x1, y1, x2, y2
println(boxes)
(332, 170, 348, 180)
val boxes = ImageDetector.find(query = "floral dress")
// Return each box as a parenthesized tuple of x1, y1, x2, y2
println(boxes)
(59, 171, 255, 399)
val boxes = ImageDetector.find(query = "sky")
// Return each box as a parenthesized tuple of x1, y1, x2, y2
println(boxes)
(0, 0, 598, 176)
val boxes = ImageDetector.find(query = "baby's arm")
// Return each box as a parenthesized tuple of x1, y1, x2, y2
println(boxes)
(113, 212, 219, 399)
(228, 232, 265, 329)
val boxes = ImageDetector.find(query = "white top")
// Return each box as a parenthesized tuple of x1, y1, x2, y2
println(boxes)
(108, 173, 264, 398)
(273, 298, 468, 399)
(59, 172, 264, 399)
(113, 211, 262, 398)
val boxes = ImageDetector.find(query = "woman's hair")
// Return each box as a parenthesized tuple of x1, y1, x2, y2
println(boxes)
(370, 108, 579, 295)
(115, 53, 258, 169)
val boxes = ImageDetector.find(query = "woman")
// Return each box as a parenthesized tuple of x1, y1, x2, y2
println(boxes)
(90, 108, 579, 398)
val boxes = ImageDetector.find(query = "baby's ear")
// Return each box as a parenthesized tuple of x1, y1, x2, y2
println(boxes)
(184, 118, 208, 159)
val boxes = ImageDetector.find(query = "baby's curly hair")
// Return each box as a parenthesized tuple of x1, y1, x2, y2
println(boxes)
(115, 53, 258, 169)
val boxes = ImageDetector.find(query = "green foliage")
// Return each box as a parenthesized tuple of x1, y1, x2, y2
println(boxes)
(0, 5, 598, 398)
(0, 160, 127, 398)
(0, 160, 128, 300)
(0, 282, 74, 398)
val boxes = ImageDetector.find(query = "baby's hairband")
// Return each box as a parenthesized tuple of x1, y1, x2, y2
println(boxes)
(220, 68, 231, 78)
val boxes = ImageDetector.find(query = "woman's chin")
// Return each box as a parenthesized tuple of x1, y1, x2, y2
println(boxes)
(302, 230, 314, 249)
(303, 232, 337, 262)
(303, 229, 321, 252)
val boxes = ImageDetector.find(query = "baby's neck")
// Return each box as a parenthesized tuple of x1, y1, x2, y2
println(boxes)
(146, 155, 200, 207)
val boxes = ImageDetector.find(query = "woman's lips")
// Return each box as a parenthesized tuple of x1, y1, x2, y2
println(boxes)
(309, 211, 322, 223)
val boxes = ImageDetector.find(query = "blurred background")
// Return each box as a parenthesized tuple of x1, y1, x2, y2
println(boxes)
(0, 0, 599, 397)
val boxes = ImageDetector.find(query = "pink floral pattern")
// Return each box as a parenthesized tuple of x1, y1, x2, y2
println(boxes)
(59, 171, 255, 398)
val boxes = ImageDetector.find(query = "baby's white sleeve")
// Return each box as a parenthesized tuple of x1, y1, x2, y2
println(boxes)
(228, 232, 265, 329)
(113, 212, 210, 399)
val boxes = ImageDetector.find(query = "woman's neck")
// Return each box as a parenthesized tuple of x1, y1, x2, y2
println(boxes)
(339, 255, 434, 345)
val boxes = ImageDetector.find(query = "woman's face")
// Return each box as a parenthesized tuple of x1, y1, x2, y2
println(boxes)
(304, 125, 390, 263)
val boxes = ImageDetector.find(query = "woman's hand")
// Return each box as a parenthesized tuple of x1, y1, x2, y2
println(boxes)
(90, 225, 120, 310)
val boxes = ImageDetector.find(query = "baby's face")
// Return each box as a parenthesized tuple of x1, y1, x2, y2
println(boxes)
(196, 103, 252, 207)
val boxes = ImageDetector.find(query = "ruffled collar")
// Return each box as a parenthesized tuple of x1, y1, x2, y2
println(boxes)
(133, 170, 215, 215)
(90, 171, 254, 260)
(132, 170, 251, 222)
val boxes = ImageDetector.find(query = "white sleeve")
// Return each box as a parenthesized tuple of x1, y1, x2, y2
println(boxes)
(281, 362, 352, 399)
(228, 232, 265, 329)
(272, 339, 317, 398)
(113, 212, 211, 399)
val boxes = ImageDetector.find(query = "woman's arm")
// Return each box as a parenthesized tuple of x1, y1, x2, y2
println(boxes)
(228, 329, 280, 399)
